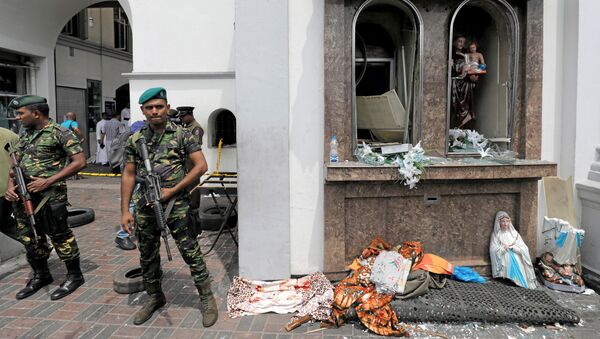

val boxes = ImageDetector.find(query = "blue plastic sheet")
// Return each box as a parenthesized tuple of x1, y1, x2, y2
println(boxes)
(452, 266, 487, 284)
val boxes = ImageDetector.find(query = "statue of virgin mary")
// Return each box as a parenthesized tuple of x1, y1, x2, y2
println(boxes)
(490, 211, 538, 289)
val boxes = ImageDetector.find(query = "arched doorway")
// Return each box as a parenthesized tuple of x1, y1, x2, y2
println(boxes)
(115, 83, 130, 114)
(208, 108, 237, 148)
(352, 0, 423, 147)
(446, 0, 519, 154)
(54, 1, 133, 158)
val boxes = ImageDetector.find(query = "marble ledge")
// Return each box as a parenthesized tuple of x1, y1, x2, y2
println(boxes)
(326, 159, 557, 182)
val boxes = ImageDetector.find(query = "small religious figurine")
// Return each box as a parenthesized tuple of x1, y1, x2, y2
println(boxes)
(466, 42, 486, 74)
(489, 211, 538, 289)
(450, 35, 479, 130)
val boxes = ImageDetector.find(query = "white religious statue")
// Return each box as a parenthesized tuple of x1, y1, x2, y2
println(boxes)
(490, 211, 537, 289)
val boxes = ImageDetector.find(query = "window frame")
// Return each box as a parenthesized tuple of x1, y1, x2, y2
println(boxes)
(351, 0, 424, 151)
(445, 0, 520, 155)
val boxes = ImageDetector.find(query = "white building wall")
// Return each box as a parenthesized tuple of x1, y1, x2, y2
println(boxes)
(129, 0, 234, 73)
(127, 76, 237, 172)
(236, 0, 291, 280)
(126, 0, 237, 173)
(289, 0, 325, 275)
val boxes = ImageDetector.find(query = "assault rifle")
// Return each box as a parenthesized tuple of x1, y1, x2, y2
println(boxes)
(4, 143, 39, 243)
(135, 135, 173, 261)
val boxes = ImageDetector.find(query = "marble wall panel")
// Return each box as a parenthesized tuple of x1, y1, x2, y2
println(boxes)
(325, 179, 540, 272)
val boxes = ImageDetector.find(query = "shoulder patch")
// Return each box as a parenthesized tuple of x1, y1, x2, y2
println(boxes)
(192, 127, 201, 136)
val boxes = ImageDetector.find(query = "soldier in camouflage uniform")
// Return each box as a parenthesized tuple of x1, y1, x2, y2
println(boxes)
(120, 87, 218, 327)
(177, 106, 204, 209)
(4, 95, 87, 300)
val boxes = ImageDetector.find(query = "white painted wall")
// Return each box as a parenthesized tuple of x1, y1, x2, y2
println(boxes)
(572, 0, 600, 187)
(541, 0, 600, 223)
(128, 76, 237, 172)
(538, 0, 565, 254)
(128, 0, 234, 73)
(542, 0, 600, 275)
(125, 0, 237, 172)
(236, 0, 291, 280)
(289, 0, 325, 275)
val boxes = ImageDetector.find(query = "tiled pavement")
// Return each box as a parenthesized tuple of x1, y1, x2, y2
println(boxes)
(0, 176, 599, 338)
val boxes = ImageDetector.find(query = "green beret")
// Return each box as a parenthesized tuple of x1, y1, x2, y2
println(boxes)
(139, 87, 167, 105)
(8, 95, 47, 109)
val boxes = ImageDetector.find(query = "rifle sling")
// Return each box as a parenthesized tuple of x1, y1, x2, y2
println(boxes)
(33, 195, 52, 215)
(164, 198, 176, 221)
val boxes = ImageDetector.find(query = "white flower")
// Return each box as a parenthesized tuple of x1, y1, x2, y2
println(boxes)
(451, 139, 465, 149)
(449, 128, 465, 139)
(466, 129, 483, 145)
(404, 176, 420, 189)
(478, 146, 492, 158)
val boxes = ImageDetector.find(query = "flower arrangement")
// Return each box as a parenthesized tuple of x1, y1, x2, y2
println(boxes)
(355, 142, 429, 189)
(448, 128, 489, 152)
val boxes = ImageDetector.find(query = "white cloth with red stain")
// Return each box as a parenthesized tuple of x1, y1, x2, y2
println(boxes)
(227, 272, 333, 319)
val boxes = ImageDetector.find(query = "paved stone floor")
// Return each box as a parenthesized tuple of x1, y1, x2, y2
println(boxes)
(0, 176, 599, 338)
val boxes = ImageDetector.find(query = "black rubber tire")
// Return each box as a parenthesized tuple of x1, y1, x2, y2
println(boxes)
(198, 205, 237, 232)
(67, 208, 95, 228)
(112, 266, 145, 294)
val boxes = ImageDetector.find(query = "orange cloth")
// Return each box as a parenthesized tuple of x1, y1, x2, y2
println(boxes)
(412, 253, 454, 275)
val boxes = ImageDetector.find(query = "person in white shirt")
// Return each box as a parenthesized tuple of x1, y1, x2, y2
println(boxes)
(100, 112, 127, 162)
(121, 104, 131, 126)
(95, 112, 109, 165)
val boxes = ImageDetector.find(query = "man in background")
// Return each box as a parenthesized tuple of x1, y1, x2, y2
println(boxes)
(0, 127, 19, 240)
(60, 112, 85, 143)
(95, 112, 109, 165)
(100, 112, 126, 162)
(177, 106, 205, 210)
(121, 104, 131, 127)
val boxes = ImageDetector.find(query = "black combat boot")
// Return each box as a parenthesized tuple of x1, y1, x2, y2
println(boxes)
(50, 258, 85, 300)
(16, 259, 53, 300)
(197, 280, 218, 327)
(133, 282, 166, 325)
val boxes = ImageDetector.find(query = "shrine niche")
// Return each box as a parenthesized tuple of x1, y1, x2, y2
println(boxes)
(447, 0, 519, 154)
(323, 0, 552, 277)
(352, 0, 423, 147)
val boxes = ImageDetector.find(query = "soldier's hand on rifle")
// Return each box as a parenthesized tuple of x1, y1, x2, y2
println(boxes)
(27, 176, 52, 193)
(160, 187, 175, 202)
(4, 184, 19, 202)
(121, 211, 135, 235)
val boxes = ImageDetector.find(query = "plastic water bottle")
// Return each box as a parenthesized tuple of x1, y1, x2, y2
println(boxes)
(330, 135, 339, 163)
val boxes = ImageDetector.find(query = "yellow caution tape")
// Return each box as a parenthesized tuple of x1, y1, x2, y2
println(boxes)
(77, 172, 121, 177)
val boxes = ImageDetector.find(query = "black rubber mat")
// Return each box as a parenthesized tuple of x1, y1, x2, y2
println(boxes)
(391, 280, 580, 324)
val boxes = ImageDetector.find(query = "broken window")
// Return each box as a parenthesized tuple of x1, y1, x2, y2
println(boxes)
(447, 0, 519, 154)
(353, 0, 422, 148)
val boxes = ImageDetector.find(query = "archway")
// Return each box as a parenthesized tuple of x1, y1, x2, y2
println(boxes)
(352, 0, 423, 147)
(208, 108, 237, 148)
(446, 0, 519, 154)
(115, 83, 130, 114)
(53, 1, 133, 158)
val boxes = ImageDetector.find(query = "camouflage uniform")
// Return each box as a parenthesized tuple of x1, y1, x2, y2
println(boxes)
(182, 119, 204, 147)
(182, 119, 204, 209)
(1, 127, 19, 240)
(12, 120, 82, 264)
(125, 121, 209, 285)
